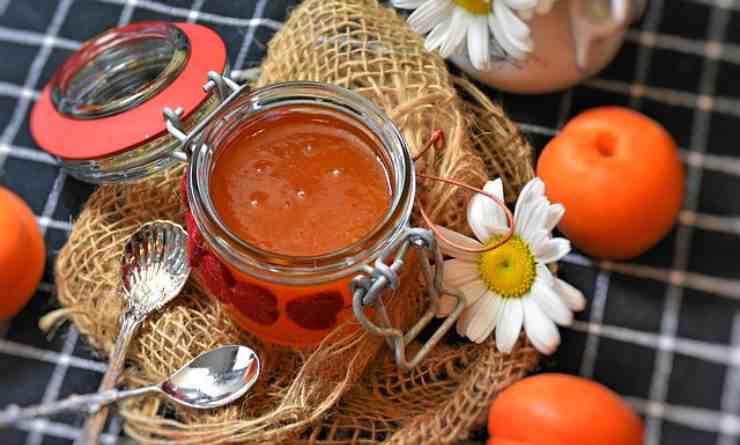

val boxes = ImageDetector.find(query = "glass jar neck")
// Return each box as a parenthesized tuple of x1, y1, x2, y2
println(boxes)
(187, 81, 415, 286)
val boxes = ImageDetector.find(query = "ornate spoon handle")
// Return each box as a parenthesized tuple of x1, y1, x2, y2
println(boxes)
(78, 311, 142, 444)
(0, 386, 157, 427)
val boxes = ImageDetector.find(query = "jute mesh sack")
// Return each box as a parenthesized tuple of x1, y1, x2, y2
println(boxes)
(51, 0, 539, 443)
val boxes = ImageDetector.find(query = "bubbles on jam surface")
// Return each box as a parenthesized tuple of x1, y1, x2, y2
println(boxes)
(248, 190, 268, 208)
(253, 159, 272, 175)
(210, 106, 391, 257)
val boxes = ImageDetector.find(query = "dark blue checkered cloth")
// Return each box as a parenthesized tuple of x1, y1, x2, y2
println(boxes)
(0, 1, 738, 444)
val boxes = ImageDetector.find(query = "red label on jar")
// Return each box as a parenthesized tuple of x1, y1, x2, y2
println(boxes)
(230, 282, 280, 326)
(285, 292, 345, 330)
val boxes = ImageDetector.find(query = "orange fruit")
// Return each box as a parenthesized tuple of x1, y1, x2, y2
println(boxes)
(0, 187, 45, 319)
(488, 374, 644, 445)
(537, 106, 684, 260)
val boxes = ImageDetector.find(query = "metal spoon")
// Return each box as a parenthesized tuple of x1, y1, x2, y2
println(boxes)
(0, 345, 260, 426)
(80, 220, 191, 444)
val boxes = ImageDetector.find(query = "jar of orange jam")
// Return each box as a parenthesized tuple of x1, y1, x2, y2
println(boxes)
(168, 77, 464, 368)
(183, 82, 416, 347)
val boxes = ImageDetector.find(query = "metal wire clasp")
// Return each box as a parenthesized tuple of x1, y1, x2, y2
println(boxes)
(163, 71, 245, 161)
(351, 228, 465, 370)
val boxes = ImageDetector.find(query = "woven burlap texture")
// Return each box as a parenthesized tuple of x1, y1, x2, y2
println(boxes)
(53, 0, 538, 443)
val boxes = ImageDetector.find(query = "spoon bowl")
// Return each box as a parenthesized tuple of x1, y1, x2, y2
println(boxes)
(161, 345, 261, 409)
(122, 221, 190, 312)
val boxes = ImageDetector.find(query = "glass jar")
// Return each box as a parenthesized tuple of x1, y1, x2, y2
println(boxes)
(30, 21, 227, 183)
(185, 82, 416, 347)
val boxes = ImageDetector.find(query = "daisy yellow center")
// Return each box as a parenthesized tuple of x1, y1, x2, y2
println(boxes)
(478, 235, 536, 298)
(452, 0, 491, 15)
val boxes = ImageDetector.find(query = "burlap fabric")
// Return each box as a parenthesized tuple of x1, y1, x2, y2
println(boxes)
(52, 0, 539, 443)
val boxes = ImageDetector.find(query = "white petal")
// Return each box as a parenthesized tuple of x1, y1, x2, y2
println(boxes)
(424, 18, 451, 52)
(491, 1, 533, 58)
(530, 276, 573, 326)
(514, 181, 548, 241)
(518, 8, 535, 20)
(484, 178, 506, 201)
(523, 296, 561, 355)
(536, 237, 571, 264)
(545, 203, 565, 232)
(515, 178, 546, 214)
(502, 0, 538, 10)
(467, 15, 490, 70)
(456, 294, 494, 337)
(465, 292, 503, 343)
(528, 229, 548, 252)
(442, 258, 480, 288)
(489, 12, 525, 60)
(467, 180, 509, 244)
(536, 262, 554, 287)
(458, 279, 489, 307)
(496, 2, 533, 45)
(554, 278, 587, 312)
(393, 0, 427, 8)
(408, 0, 454, 34)
(495, 298, 523, 353)
(435, 225, 482, 261)
(440, 7, 469, 58)
(514, 195, 544, 231)
(438, 276, 489, 318)
(536, 0, 556, 14)
(516, 197, 549, 245)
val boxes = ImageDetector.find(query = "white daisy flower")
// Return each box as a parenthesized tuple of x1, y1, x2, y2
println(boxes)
(436, 177, 586, 355)
(392, 0, 558, 69)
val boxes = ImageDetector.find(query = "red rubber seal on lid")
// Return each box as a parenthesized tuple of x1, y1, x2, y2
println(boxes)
(30, 22, 227, 160)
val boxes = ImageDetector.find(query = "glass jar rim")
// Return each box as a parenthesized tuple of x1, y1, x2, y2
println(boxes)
(51, 21, 190, 120)
(187, 81, 416, 285)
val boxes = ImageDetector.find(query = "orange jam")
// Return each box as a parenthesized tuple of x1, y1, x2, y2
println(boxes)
(206, 105, 392, 346)
(211, 105, 391, 256)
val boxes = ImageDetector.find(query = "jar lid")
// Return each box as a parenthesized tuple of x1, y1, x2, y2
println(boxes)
(30, 22, 227, 160)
